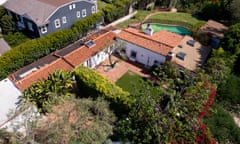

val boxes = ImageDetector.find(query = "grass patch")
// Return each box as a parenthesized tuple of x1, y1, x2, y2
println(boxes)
(116, 10, 152, 28)
(116, 71, 160, 96)
(146, 12, 205, 29)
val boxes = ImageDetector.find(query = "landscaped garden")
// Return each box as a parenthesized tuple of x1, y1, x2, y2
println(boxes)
(145, 12, 205, 29)
(116, 70, 160, 96)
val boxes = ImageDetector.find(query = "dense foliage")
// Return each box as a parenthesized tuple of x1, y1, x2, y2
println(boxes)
(22, 70, 74, 113)
(0, 12, 102, 80)
(204, 104, 240, 144)
(221, 23, 240, 55)
(114, 62, 214, 143)
(74, 66, 131, 115)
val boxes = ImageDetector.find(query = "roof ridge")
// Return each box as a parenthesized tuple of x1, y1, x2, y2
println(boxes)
(123, 28, 172, 48)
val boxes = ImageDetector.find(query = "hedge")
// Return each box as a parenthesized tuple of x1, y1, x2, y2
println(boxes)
(0, 0, 129, 80)
(74, 66, 131, 114)
(0, 12, 102, 80)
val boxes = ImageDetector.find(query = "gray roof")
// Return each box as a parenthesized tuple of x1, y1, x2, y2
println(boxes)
(3, 0, 82, 26)
(0, 38, 10, 55)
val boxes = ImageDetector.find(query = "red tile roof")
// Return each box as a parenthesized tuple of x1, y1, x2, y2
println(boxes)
(117, 27, 183, 56)
(9, 30, 116, 91)
(64, 31, 116, 67)
(11, 58, 73, 91)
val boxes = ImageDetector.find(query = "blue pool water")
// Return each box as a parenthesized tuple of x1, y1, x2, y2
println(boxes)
(142, 23, 191, 35)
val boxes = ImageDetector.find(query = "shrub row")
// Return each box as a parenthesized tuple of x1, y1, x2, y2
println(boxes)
(0, 12, 102, 80)
(74, 66, 131, 114)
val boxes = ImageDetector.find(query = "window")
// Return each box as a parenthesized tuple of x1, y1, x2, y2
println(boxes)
(27, 22, 34, 31)
(176, 52, 186, 60)
(76, 11, 81, 18)
(82, 9, 86, 17)
(130, 51, 137, 58)
(41, 26, 47, 34)
(73, 3, 76, 9)
(91, 6, 96, 13)
(62, 16, 67, 24)
(54, 19, 61, 28)
(69, 5, 72, 10)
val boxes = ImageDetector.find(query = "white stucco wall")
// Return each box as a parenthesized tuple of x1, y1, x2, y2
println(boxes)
(117, 39, 166, 66)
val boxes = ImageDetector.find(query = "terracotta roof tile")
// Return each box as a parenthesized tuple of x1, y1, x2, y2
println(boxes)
(9, 30, 116, 91)
(64, 31, 116, 67)
(12, 58, 73, 91)
(117, 28, 183, 56)
(200, 20, 228, 39)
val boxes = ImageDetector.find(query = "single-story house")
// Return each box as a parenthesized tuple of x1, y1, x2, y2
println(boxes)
(9, 28, 116, 91)
(200, 20, 228, 48)
(116, 27, 184, 67)
(116, 27, 211, 71)
(3, 0, 97, 37)
(0, 38, 11, 55)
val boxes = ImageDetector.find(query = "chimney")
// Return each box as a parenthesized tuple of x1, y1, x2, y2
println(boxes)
(166, 51, 174, 61)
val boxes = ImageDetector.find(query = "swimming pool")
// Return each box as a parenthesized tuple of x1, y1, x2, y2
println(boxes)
(142, 23, 191, 35)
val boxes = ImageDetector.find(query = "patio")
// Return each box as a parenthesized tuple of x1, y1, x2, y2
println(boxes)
(95, 55, 151, 82)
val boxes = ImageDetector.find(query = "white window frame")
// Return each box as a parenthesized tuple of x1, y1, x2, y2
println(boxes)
(73, 3, 76, 9)
(82, 9, 86, 18)
(69, 5, 72, 10)
(41, 26, 47, 34)
(62, 16, 67, 24)
(91, 6, 96, 13)
(76, 11, 81, 18)
(54, 19, 61, 28)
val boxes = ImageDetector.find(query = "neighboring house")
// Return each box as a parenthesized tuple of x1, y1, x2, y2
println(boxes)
(9, 28, 116, 91)
(116, 27, 211, 71)
(0, 78, 22, 128)
(0, 38, 11, 55)
(3, 0, 97, 37)
(200, 20, 228, 48)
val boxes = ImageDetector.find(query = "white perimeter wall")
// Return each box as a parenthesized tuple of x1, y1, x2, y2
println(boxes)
(118, 39, 166, 66)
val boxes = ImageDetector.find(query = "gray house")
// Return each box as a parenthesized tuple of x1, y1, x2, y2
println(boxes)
(3, 0, 97, 37)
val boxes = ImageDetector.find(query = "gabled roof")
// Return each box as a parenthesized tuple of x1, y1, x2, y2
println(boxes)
(117, 27, 183, 56)
(64, 31, 116, 67)
(200, 20, 228, 39)
(3, 0, 95, 26)
(9, 29, 116, 91)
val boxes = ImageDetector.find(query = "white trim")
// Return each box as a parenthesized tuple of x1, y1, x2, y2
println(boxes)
(91, 6, 96, 13)
(62, 16, 67, 24)
(45, 1, 96, 24)
(69, 5, 72, 10)
(82, 9, 86, 17)
(76, 11, 81, 18)
(41, 26, 47, 34)
(54, 19, 61, 28)
(72, 3, 76, 9)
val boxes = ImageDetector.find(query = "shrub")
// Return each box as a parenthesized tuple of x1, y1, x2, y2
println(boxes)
(74, 65, 131, 115)
(0, 13, 102, 80)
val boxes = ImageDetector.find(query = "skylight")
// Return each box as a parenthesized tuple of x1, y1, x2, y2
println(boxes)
(84, 40, 95, 48)
(176, 52, 186, 60)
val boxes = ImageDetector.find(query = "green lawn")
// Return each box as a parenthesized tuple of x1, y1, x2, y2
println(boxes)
(116, 10, 152, 28)
(116, 71, 160, 96)
(146, 12, 205, 29)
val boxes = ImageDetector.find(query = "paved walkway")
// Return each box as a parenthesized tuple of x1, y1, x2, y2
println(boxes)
(95, 56, 151, 82)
